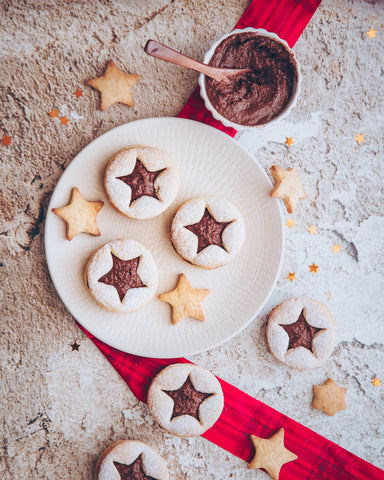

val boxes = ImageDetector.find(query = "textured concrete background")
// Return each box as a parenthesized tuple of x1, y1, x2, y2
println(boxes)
(1, 0, 383, 479)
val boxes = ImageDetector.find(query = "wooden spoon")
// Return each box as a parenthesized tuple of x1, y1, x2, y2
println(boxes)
(145, 40, 252, 83)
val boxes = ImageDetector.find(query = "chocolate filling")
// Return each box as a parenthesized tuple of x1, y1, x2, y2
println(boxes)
(184, 208, 231, 253)
(280, 309, 324, 352)
(163, 375, 214, 423)
(98, 254, 145, 302)
(205, 32, 297, 126)
(113, 456, 156, 480)
(117, 158, 165, 206)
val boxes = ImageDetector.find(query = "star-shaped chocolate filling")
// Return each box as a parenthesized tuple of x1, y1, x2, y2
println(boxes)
(98, 254, 145, 302)
(163, 375, 214, 423)
(184, 208, 231, 254)
(117, 159, 165, 205)
(113, 455, 156, 480)
(280, 309, 325, 352)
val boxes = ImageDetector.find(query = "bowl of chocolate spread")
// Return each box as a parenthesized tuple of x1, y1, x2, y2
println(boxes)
(198, 28, 301, 129)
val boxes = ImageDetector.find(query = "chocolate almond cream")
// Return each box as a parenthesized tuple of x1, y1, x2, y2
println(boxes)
(205, 32, 297, 126)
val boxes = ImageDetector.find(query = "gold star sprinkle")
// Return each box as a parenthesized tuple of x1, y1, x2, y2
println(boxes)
(284, 137, 294, 147)
(286, 272, 296, 282)
(248, 428, 298, 480)
(158, 273, 211, 325)
(60, 116, 69, 126)
(87, 59, 139, 111)
(309, 263, 319, 273)
(312, 378, 347, 416)
(307, 224, 318, 235)
(270, 165, 306, 213)
(49, 109, 59, 118)
(52, 187, 104, 241)
(371, 376, 381, 388)
(286, 218, 296, 229)
(366, 27, 377, 39)
(74, 89, 83, 98)
(1, 134, 11, 146)
(331, 243, 341, 253)
(355, 133, 365, 144)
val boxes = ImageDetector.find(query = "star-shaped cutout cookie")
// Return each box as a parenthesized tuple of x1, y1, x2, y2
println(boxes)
(248, 428, 298, 480)
(270, 165, 306, 214)
(98, 254, 145, 302)
(185, 208, 231, 253)
(113, 455, 155, 480)
(87, 59, 139, 111)
(312, 378, 347, 416)
(117, 158, 165, 205)
(52, 187, 104, 241)
(158, 273, 211, 325)
(163, 375, 213, 422)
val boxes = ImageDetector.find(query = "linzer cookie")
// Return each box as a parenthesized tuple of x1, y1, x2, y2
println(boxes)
(85, 239, 158, 312)
(95, 439, 169, 480)
(170, 196, 245, 269)
(147, 363, 224, 438)
(104, 146, 179, 219)
(266, 297, 336, 369)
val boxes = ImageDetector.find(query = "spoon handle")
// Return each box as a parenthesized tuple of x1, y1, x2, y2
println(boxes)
(145, 39, 226, 82)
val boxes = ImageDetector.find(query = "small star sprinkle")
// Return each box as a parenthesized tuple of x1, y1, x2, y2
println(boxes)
(309, 262, 319, 273)
(74, 89, 83, 98)
(285, 137, 294, 147)
(366, 27, 377, 39)
(355, 133, 365, 144)
(286, 218, 296, 229)
(1, 134, 11, 146)
(248, 428, 298, 480)
(60, 116, 69, 126)
(371, 376, 381, 388)
(286, 272, 296, 282)
(331, 243, 341, 253)
(71, 342, 80, 351)
(307, 224, 318, 235)
(49, 109, 59, 118)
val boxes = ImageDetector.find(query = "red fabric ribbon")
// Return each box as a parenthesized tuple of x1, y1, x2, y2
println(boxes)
(78, 0, 384, 478)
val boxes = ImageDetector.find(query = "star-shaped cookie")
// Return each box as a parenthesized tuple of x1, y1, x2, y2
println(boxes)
(158, 273, 211, 325)
(87, 59, 139, 111)
(248, 428, 298, 480)
(270, 165, 306, 213)
(312, 378, 347, 416)
(52, 187, 104, 241)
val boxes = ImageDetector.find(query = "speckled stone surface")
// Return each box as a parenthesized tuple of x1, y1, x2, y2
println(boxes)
(1, 1, 383, 479)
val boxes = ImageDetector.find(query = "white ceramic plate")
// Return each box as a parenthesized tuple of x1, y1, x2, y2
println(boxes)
(45, 117, 284, 358)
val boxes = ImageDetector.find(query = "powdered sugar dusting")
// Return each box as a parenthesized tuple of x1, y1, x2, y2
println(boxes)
(147, 364, 224, 438)
(96, 440, 169, 480)
(85, 239, 158, 312)
(170, 196, 245, 269)
(266, 297, 336, 369)
(104, 146, 179, 219)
